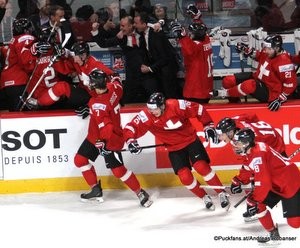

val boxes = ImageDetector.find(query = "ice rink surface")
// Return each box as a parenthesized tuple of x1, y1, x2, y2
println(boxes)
(0, 187, 299, 248)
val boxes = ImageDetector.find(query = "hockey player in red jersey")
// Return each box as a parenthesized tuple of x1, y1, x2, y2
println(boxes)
(0, 18, 36, 111)
(212, 34, 297, 111)
(171, 21, 213, 103)
(231, 128, 300, 243)
(74, 69, 152, 207)
(215, 114, 286, 222)
(25, 41, 114, 112)
(123, 92, 230, 211)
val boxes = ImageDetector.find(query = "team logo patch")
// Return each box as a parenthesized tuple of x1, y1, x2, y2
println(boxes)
(279, 64, 294, 72)
(92, 103, 106, 111)
(138, 110, 149, 123)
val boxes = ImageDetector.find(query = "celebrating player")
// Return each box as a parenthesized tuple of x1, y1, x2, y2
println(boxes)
(73, 69, 152, 207)
(123, 92, 230, 211)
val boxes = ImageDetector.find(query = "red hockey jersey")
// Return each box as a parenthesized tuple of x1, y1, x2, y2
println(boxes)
(232, 113, 285, 154)
(253, 51, 297, 101)
(0, 34, 36, 88)
(243, 142, 300, 203)
(124, 99, 213, 151)
(179, 35, 213, 99)
(87, 80, 124, 150)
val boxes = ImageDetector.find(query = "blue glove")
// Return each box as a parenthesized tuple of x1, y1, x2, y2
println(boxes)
(268, 93, 287, 111)
(246, 197, 258, 216)
(230, 176, 243, 194)
(95, 141, 112, 156)
(127, 139, 142, 155)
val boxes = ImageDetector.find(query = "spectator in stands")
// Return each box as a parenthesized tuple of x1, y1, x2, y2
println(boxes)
(152, 3, 174, 38)
(70, 5, 95, 42)
(91, 7, 119, 48)
(0, 0, 13, 44)
(48, 0, 72, 20)
(134, 12, 181, 99)
(74, 69, 153, 208)
(16, 0, 39, 19)
(129, 0, 153, 17)
(29, 4, 50, 37)
(0, 0, 7, 24)
(285, 0, 300, 30)
(212, 34, 297, 112)
(253, 0, 285, 32)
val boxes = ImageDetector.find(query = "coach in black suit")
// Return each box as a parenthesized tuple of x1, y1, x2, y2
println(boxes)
(134, 12, 181, 99)
(92, 15, 160, 103)
(43, 5, 76, 50)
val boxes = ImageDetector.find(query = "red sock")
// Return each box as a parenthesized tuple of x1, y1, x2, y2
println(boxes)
(177, 167, 206, 198)
(111, 166, 141, 193)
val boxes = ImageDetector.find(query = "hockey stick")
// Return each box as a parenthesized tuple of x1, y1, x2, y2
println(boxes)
(199, 184, 252, 190)
(234, 191, 252, 208)
(17, 22, 59, 110)
(19, 19, 71, 111)
(288, 147, 300, 160)
(119, 144, 165, 152)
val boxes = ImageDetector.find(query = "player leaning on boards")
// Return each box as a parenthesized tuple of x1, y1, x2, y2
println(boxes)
(123, 92, 230, 211)
(73, 69, 152, 208)
(230, 128, 300, 244)
(215, 114, 287, 223)
(212, 34, 297, 111)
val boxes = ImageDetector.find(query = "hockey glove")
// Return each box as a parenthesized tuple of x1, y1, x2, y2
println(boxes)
(186, 4, 201, 18)
(235, 42, 254, 57)
(31, 41, 52, 56)
(204, 125, 219, 144)
(75, 105, 89, 119)
(53, 44, 65, 58)
(127, 139, 142, 155)
(95, 140, 112, 156)
(230, 176, 243, 194)
(246, 197, 258, 216)
(170, 21, 185, 38)
(110, 72, 122, 84)
(268, 93, 287, 111)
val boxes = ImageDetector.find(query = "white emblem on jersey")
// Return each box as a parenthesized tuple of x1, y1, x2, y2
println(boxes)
(165, 120, 183, 130)
(92, 103, 106, 111)
(138, 110, 149, 123)
(258, 61, 270, 79)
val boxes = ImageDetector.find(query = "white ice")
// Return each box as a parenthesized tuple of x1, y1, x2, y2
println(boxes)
(0, 187, 299, 248)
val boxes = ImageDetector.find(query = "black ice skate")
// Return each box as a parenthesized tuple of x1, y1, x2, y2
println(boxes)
(219, 191, 230, 211)
(80, 181, 104, 203)
(137, 189, 153, 208)
(257, 224, 280, 244)
(203, 194, 215, 211)
(243, 211, 258, 223)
